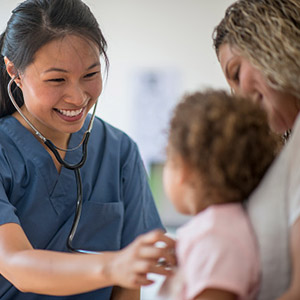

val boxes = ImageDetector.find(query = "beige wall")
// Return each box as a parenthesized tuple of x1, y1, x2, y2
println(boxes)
(0, 0, 234, 134)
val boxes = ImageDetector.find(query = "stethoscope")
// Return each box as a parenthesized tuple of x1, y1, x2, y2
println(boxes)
(8, 76, 100, 254)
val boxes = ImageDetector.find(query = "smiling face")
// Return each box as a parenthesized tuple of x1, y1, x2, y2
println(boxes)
(11, 34, 102, 143)
(219, 43, 300, 134)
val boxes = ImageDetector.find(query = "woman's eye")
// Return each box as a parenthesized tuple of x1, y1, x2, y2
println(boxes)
(233, 66, 240, 83)
(84, 71, 99, 78)
(47, 78, 65, 82)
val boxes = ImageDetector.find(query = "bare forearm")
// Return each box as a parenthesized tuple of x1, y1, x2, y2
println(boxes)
(3, 249, 115, 295)
(110, 286, 140, 300)
(0, 225, 176, 296)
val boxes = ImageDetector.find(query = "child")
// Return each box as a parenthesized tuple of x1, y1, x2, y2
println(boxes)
(159, 90, 278, 300)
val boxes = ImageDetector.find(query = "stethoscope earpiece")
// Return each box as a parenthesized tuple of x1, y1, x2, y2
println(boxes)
(7, 76, 98, 152)
(7, 76, 100, 255)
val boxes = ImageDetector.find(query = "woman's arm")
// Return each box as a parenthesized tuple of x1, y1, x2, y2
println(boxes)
(0, 223, 175, 296)
(110, 286, 140, 300)
(193, 288, 237, 300)
(278, 218, 300, 300)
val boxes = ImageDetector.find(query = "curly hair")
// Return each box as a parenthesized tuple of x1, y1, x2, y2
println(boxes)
(212, 0, 300, 98)
(168, 90, 278, 203)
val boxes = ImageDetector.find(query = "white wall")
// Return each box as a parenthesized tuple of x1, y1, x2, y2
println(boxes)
(87, 0, 234, 135)
(0, 0, 233, 136)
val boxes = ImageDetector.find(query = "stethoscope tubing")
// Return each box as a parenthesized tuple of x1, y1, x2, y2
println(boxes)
(7, 76, 100, 254)
(67, 169, 99, 254)
(44, 134, 89, 170)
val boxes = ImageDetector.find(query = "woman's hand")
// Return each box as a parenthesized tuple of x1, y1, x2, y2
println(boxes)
(193, 289, 237, 300)
(0, 224, 175, 294)
(106, 230, 176, 289)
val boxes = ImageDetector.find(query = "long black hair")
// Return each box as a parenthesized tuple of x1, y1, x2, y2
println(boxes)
(0, 0, 109, 117)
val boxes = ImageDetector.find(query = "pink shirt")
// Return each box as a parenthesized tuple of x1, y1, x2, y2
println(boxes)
(160, 203, 260, 300)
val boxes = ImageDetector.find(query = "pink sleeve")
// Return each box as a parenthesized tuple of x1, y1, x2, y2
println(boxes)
(182, 233, 255, 300)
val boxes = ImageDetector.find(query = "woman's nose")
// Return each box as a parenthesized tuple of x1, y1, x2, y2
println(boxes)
(64, 84, 89, 106)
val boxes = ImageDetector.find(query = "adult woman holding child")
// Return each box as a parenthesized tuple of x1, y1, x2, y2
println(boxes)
(213, 0, 300, 299)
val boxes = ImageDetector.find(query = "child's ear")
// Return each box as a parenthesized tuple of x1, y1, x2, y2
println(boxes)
(4, 56, 21, 87)
(176, 155, 193, 185)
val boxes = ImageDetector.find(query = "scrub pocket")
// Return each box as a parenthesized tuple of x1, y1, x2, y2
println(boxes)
(71, 201, 125, 252)
(44, 201, 124, 253)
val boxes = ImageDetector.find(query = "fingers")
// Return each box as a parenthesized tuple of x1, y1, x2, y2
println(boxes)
(130, 274, 154, 287)
(136, 230, 176, 265)
(128, 230, 177, 279)
(133, 259, 174, 277)
(136, 230, 176, 261)
(138, 230, 176, 249)
(111, 230, 176, 288)
(138, 245, 176, 266)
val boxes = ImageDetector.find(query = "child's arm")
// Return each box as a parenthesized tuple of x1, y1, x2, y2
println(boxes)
(193, 288, 237, 300)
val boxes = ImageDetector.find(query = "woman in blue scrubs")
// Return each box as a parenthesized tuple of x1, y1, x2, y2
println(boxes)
(0, 0, 175, 299)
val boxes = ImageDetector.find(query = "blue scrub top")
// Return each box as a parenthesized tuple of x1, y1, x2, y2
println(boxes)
(0, 115, 164, 299)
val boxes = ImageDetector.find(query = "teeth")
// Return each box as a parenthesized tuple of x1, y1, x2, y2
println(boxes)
(58, 108, 83, 117)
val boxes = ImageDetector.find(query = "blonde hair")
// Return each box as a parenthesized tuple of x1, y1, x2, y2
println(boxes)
(213, 0, 300, 98)
(168, 90, 278, 203)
